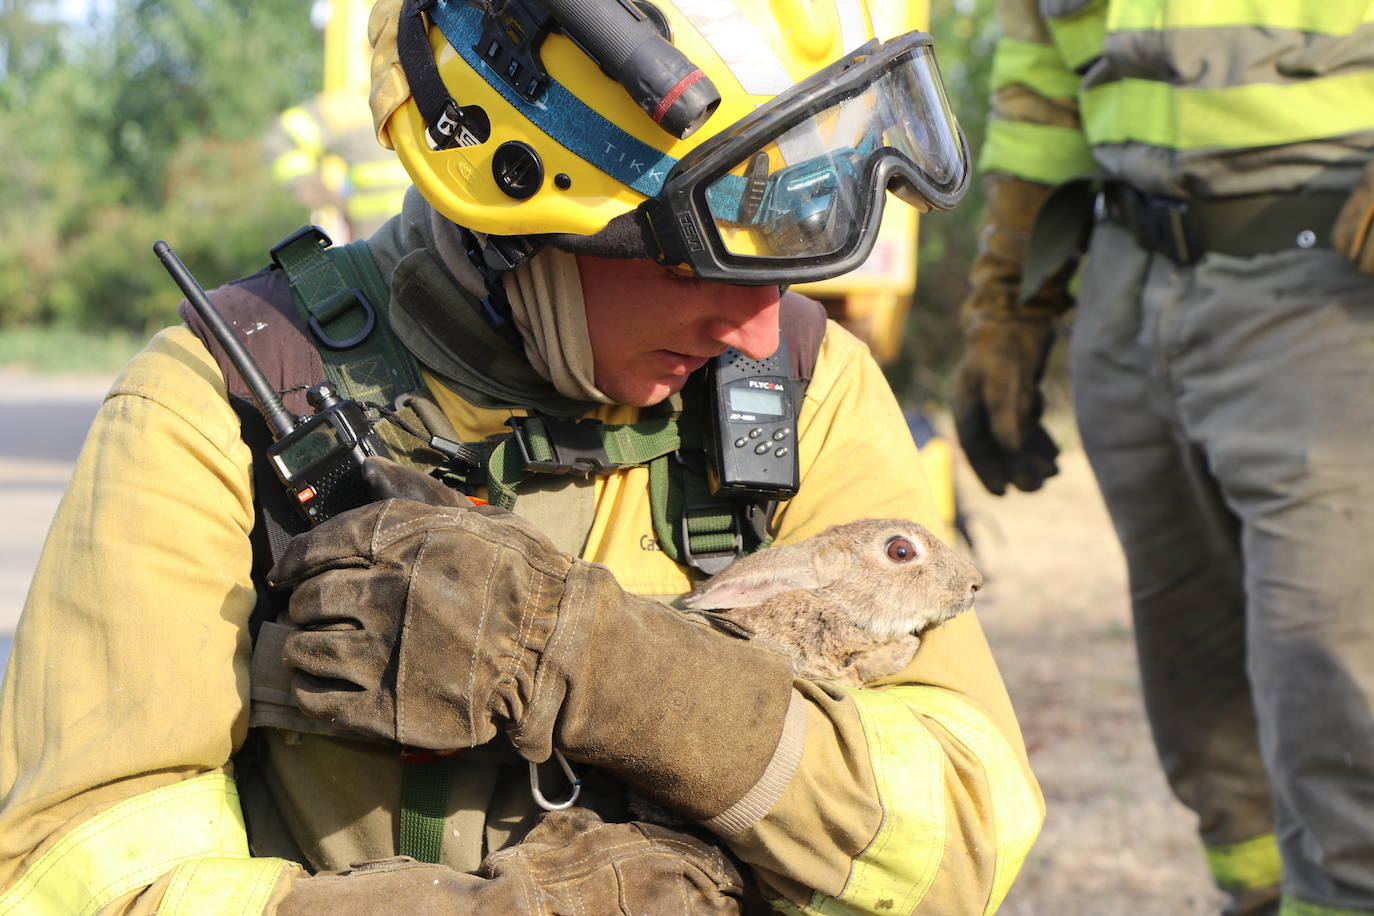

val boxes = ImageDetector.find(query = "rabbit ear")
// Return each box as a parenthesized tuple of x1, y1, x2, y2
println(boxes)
(681, 540, 827, 609)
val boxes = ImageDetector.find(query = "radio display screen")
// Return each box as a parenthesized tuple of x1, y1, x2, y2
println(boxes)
(728, 386, 784, 417)
(272, 422, 341, 477)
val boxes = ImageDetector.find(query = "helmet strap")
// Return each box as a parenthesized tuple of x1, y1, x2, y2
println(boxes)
(398, 0, 491, 149)
(459, 228, 544, 326)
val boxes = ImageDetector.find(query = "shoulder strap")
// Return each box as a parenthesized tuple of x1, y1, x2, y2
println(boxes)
(179, 263, 325, 639)
(269, 226, 424, 409)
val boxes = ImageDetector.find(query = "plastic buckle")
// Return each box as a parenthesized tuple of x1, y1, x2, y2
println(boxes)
(269, 225, 332, 269)
(475, 0, 555, 102)
(507, 416, 614, 476)
(1134, 192, 1198, 265)
(680, 503, 742, 575)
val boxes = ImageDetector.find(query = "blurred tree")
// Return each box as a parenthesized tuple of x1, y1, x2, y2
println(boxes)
(888, 0, 999, 405)
(0, 0, 61, 87)
(0, 0, 322, 335)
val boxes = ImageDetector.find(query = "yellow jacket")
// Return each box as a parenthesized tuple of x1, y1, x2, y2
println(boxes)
(0, 314, 1041, 913)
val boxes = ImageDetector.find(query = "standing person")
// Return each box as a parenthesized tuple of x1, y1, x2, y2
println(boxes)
(0, 1, 1043, 914)
(264, 0, 410, 243)
(950, 2, 1374, 914)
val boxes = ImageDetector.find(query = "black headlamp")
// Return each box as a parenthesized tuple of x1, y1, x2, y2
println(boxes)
(637, 31, 970, 285)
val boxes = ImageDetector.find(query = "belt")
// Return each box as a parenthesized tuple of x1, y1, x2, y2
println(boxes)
(1096, 184, 1347, 265)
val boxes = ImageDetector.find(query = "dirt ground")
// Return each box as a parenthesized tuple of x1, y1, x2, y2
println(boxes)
(954, 436, 1229, 915)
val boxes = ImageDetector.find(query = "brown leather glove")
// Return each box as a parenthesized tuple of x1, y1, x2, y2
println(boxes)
(948, 174, 1072, 495)
(268, 494, 799, 824)
(1334, 156, 1374, 277)
(275, 808, 745, 914)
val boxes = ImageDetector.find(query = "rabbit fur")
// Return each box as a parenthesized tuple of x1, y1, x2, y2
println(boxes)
(680, 517, 983, 686)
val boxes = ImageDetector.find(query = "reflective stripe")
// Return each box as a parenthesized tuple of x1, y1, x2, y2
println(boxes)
(1045, 0, 1107, 71)
(348, 189, 409, 219)
(1082, 70, 1374, 150)
(1106, 0, 1374, 35)
(1205, 832, 1282, 891)
(783, 687, 948, 915)
(891, 687, 1043, 916)
(1278, 898, 1373, 916)
(159, 857, 293, 916)
(272, 149, 318, 184)
(349, 158, 410, 189)
(991, 38, 1081, 99)
(279, 106, 323, 157)
(980, 119, 1096, 185)
(0, 773, 253, 916)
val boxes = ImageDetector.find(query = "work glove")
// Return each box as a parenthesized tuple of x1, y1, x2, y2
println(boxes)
(276, 807, 745, 915)
(1334, 155, 1374, 277)
(268, 488, 800, 825)
(948, 174, 1073, 495)
(361, 455, 476, 507)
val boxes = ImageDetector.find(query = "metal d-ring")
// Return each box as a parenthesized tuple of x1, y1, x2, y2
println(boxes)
(529, 750, 582, 811)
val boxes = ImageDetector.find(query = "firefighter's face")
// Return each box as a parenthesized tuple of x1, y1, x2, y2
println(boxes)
(578, 255, 782, 406)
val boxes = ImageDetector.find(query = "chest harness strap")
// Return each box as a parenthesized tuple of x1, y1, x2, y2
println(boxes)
(259, 226, 821, 864)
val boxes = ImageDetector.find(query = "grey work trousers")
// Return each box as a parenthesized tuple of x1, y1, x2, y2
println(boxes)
(1070, 219, 1374, 913)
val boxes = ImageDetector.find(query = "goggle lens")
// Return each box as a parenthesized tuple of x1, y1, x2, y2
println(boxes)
(700, 45, 966, 262)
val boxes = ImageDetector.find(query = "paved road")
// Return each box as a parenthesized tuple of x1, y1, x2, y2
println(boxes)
(0, 370, 114, 680)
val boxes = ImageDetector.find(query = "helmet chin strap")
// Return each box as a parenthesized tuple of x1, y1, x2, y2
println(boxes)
(449, 223, 541, 325)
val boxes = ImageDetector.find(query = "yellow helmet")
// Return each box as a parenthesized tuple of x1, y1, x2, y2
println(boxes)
(369, 0, 967, 283)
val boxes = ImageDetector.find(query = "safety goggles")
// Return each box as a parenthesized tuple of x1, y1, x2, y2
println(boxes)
(638, 31, 969, 285)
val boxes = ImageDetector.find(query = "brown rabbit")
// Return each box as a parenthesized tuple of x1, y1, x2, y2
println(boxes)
(680, 518, 983, 685)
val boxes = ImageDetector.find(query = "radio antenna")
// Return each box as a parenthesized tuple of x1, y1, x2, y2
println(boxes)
(153, 240, 297, 439)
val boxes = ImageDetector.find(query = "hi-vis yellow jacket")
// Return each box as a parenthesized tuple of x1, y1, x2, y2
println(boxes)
(0, 312, 1042, 913)
(982, 0, 1374, 198)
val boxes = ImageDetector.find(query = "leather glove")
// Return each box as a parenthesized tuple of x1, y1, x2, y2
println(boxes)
(276, 808, 745, 915)
(361, 455, 476, 508)
(948, 174, 1071, 495)
(948, 315, 1060, 495)
(1333, 155, 1374, 277)
(268, 496, 800, 825)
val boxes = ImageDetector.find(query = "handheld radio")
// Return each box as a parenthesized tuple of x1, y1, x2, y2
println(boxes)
(704, 336, 801, 500)
(153, 241, 391, 526)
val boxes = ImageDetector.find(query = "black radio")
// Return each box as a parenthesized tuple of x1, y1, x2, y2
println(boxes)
(704, 336, 800, 501)
(265, 383, 392, 524)
(154, 241, 391, 526)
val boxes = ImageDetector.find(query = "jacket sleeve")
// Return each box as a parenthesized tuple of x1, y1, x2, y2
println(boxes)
(979, 0, 1093, 185)
(0, 327, 300, 914)
(721, 324, 1045, 915)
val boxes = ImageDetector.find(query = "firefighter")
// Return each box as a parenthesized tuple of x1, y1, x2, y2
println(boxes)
(949, 1, 1374, 913)
(0, 1, 1043, 912)
(264, 0, 410, 240)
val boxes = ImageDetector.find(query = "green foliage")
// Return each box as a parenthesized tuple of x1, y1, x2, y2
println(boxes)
(889, 0, 1000, 404)
(0, 323, 144, 373)
(0, 0, 322, 341)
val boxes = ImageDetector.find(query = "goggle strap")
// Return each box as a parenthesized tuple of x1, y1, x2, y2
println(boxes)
(398, 0, 490, 150)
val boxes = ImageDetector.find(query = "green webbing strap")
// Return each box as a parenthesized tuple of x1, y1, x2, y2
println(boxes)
(271, 227, 444, 866)
(271, 226, 423, 409)
(484, 415, 682, 509)
(399, 758, 453, 864)
(646, 421, 771, 569)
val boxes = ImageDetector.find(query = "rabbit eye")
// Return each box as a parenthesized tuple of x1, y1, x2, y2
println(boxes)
(885, 537, 917, 562)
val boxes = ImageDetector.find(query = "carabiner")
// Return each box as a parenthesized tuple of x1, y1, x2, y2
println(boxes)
(529, 749, 582, 811)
